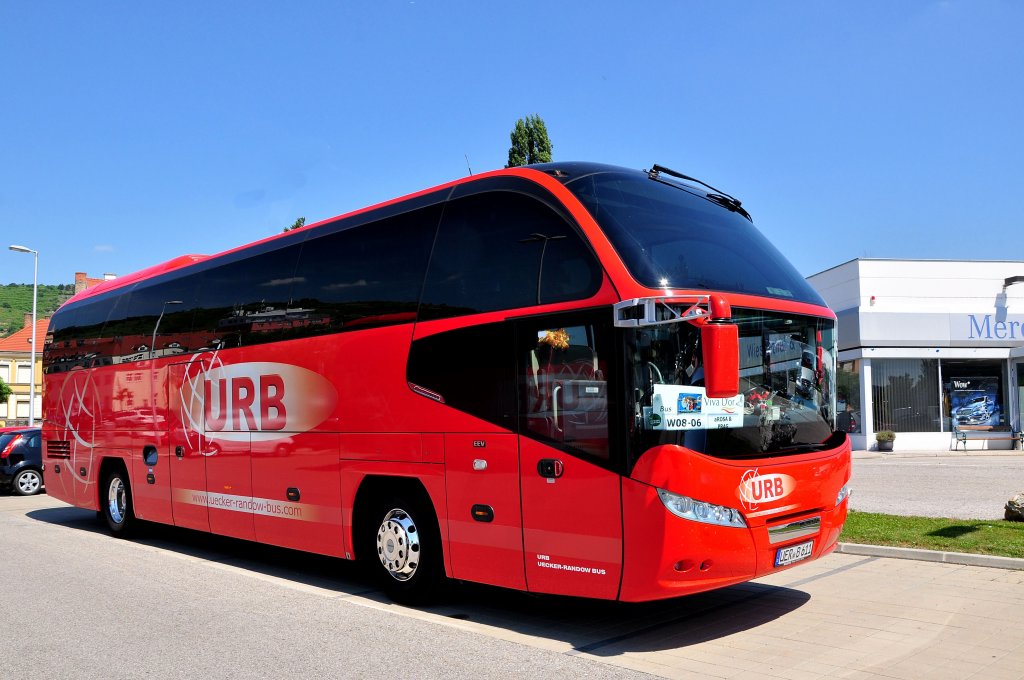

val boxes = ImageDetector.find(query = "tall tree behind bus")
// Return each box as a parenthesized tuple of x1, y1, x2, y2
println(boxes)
(506, 114, 553, 167)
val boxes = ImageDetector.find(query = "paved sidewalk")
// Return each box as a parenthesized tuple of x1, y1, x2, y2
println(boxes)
(417, 552, 1024, 679)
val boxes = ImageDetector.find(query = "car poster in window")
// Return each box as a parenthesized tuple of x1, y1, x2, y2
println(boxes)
(644, 384, 744, 431)
(949, 376, 1001, 427)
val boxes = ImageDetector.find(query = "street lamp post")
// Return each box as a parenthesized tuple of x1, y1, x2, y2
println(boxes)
(8, 245, 38, 426)
(151, 300, 183, 360)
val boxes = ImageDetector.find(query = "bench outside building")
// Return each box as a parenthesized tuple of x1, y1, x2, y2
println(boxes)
(951, 425, 1023, 451)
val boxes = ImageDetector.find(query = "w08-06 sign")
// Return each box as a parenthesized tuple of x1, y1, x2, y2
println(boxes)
(645, 385, 744, 431)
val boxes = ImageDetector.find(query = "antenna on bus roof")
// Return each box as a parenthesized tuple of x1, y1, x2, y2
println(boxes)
(464, 154, 473, 176)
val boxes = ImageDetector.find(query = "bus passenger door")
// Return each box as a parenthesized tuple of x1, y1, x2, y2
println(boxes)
(168, 362, 209, 532)
(518, 317, 623, 599)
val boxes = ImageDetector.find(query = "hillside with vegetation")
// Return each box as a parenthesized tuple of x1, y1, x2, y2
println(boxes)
(0, 283, 73, 336)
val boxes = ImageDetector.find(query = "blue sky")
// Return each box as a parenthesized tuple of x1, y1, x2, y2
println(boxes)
(2, 1, 1022, 288)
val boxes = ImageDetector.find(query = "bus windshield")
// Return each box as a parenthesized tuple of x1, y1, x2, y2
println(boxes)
(625, 309, 839, 460)
(564, 168, 826, 306)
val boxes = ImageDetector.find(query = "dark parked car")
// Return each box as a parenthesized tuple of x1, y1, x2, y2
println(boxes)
(0, 427, 44, 496)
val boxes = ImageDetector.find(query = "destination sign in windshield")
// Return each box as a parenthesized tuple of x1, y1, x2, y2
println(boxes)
(644, 385, 744, 431)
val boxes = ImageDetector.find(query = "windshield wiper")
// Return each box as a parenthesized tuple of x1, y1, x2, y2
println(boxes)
(647, 164, 752, 221)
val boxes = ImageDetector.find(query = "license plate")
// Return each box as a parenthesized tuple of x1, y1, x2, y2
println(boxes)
(775, 539, 814, 567)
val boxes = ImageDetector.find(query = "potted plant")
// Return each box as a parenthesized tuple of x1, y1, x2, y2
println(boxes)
(875, 430, 895, 452)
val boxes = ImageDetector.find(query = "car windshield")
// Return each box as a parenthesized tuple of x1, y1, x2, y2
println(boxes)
(624, 309, 840, 461)
(0, 433, 19, 449)
(563, 168, 826, 305)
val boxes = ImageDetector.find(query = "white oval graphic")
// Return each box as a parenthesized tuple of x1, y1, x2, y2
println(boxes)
(737, 469, 796, 509)
(181, 359, 337, 442)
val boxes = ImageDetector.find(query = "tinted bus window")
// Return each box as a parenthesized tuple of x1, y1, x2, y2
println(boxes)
(407, 320, 516, 429)
(45, 295, 123, 371)
(191, 245, 304, 348)
(290, 204, 442, 334)
(538, 229, 603, 305)
(120, 275, 203, 358)
(420, 191, 600, 320)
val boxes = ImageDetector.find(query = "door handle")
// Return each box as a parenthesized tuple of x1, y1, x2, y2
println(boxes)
(537, 459, 564, 479)
(552, 384, 563, 433)
(175, 446, 184, 460)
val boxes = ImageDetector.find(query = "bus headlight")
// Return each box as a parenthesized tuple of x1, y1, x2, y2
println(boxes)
(657, 488, 747, 528)
(835, 483, 851, 507)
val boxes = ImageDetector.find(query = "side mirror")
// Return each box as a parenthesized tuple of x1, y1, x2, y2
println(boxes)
(701, 322, 739, 398)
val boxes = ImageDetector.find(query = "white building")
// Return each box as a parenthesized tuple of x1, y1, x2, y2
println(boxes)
(808, 259, 1024, 451)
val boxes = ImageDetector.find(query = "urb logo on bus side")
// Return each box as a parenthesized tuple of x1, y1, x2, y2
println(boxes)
(180, 357, 337, 441)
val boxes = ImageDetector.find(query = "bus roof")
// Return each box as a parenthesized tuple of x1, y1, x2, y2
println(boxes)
(58, 161, 748, 309)
(58, 163, 593, 307)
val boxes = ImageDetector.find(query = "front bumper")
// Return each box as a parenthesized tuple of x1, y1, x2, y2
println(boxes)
(618, 478, 849, 602)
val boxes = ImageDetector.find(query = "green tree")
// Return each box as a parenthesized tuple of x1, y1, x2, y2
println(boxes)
(284, 217, 306, 233)
(0, 376, 11, 406)
(506, 114, 553, 167)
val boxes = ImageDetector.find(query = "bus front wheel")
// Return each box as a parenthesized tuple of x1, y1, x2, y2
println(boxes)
(363, 493, 445, 604)
(101, 466, 136, 536)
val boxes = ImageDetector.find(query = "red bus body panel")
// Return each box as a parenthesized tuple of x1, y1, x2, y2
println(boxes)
(444, 433, 526, 589)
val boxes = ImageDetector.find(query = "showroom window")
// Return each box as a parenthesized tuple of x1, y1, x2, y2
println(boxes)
(871, 359, 940, 433)
(837, 360, 861, 434)
(941, 359, 1007, 430)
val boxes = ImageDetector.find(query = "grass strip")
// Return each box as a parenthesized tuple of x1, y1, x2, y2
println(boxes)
(840, 510, 1024, 559)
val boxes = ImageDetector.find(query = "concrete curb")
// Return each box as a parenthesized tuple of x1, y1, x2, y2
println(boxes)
(837, 542, 1024, 571)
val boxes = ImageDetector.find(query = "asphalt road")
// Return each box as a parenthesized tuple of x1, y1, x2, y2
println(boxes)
(2, 494, 646, 680)
(850, 454, 1024, 520)
(4, 492, 1024, 679)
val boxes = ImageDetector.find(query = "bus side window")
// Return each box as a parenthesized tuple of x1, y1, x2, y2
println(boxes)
(407, 320, 516, 430)
(420, 190, 601, 321)
(291, 204, 442, 333)
(523, 324, 609, 462)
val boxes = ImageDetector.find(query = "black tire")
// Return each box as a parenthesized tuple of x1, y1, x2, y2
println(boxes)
(101, 466, 136, 536)
(361, 492, 445, 604)
(12, 468, 43, 496)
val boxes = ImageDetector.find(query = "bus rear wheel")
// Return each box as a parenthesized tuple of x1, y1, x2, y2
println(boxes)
(363, 493, 445, 604)
(102, 467, 136, 536)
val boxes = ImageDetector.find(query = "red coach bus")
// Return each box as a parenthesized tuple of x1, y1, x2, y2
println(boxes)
(42, 162, 850, 603)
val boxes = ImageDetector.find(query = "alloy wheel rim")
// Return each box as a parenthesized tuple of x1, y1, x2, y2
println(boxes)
(375, 509, 420, 581)
(18, 470, 41, 494)
(108, 477, 126, 524)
